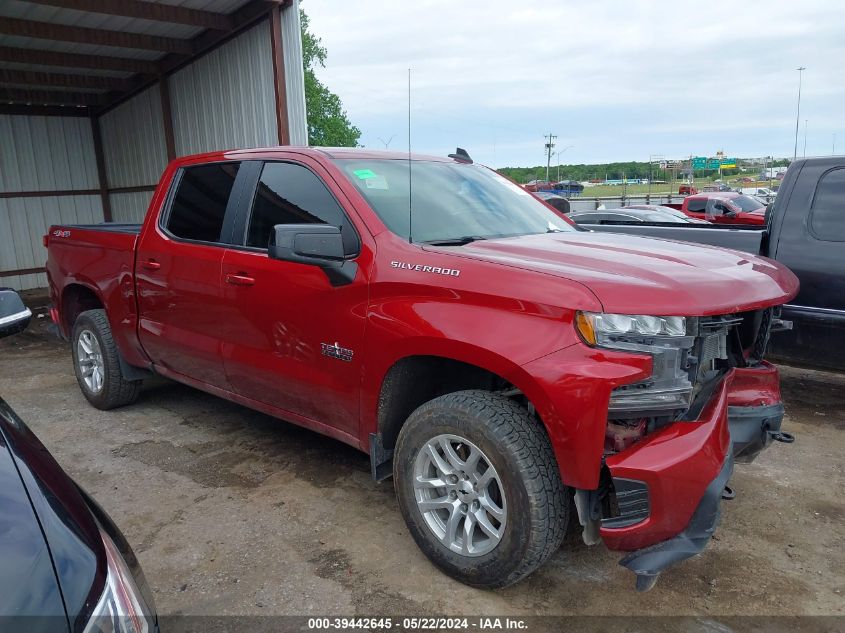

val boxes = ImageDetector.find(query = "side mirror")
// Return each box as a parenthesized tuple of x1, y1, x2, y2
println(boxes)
(724, 210, 738, 218)
(0, 289, 32, 338)
(268, 224, 345, 267)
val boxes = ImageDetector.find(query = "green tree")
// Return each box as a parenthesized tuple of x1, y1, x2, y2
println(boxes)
(301, 9, 360, 147)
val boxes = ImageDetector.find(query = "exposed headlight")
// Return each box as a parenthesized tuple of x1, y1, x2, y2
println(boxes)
(576, 312, 687, 344)
(576, 312, 694, 416)
(83, 529, 155, 633)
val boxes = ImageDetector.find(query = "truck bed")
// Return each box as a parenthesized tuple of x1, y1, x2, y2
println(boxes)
(45, 223, 142, 354)
(578, 221, 766, 255)
(55, 223, 142, 234)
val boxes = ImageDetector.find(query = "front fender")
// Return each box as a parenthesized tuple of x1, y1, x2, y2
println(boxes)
(359, 292, 584, 447)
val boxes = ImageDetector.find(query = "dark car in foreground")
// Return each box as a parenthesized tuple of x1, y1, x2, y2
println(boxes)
(0, 289, 156, 633)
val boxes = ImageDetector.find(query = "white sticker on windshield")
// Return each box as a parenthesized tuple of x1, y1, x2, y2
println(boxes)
(365, 175, 389, 190)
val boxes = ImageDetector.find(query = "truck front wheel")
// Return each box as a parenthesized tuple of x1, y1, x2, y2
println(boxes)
(71, 309, 142, 410)
(394, 390, 568, 588)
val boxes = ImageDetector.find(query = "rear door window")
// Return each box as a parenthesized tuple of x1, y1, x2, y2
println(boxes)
(810, 168, 845, 242)
(165, 162, 241, 243)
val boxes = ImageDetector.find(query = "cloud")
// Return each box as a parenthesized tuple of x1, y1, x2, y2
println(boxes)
(302, 0, 845, 165)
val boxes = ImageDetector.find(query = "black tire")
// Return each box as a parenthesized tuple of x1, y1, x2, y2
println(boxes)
(394, 390, 568, 588)
(71, 309, 142, 410)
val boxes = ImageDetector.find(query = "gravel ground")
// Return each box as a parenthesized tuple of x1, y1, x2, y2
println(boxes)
(1, 293, 843, 624)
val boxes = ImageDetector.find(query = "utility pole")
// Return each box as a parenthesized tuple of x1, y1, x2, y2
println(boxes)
(794, 66, 806, 160)
(803, 119, 808, 157)
(834, 133, 837, 155)
(544, 133, 556, 182)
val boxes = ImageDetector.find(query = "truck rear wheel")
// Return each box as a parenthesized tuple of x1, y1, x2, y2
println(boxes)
(71, 309, 142, 410)
(393, 390, 568, 588)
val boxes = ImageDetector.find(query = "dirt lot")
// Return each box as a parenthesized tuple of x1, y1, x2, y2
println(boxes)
(1, 294, 843, 621)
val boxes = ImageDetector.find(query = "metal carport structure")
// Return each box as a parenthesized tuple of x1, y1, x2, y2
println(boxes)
(0, 0, 307, 290)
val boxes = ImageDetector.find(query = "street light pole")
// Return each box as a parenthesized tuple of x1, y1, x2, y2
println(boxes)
(555, 145, 573, 182)
(793, 66, 806, 160)
(803, 119, 808, 157)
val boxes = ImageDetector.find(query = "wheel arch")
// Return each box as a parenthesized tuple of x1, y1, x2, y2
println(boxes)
(61, 282, 104, 336)
(365, 340, 564, 482)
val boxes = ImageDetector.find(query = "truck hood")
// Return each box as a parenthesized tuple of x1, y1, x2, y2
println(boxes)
(448, 232, 799, 315)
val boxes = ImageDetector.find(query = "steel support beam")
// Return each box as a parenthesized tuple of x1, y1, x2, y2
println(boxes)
(0, 87, 112, 106)
(0, 46, 158, 74)
(269, 5, 290, 145)
(158, 76, 176, 160)
(0, 68, 132, 91)
(27, 0, 235, 31)
(91, 116, 113, 222)
(0, 16, 194, 55)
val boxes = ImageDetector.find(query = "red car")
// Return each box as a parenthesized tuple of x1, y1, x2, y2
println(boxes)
(522, 179, 554, 192)
(45, 147, 798, 591)
(679, 192, 768, 225)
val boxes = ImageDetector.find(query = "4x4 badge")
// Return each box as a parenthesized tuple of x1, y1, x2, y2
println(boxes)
(321, 342, 354, 362)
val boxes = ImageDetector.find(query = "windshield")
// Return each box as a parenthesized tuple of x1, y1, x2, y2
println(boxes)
(731, 195, 766, 212)
(335, 159, 576, 243)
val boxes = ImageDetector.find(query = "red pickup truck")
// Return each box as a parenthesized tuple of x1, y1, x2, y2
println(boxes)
(670, 192, 768, 225)
(45, 147, 798, 591)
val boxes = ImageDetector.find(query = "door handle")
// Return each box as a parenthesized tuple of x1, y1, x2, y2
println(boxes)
(225, 273, 255, 287)
(141, 259, 161, 271)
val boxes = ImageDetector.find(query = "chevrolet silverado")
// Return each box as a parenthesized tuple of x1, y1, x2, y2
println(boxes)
(45, 147, 799, 590)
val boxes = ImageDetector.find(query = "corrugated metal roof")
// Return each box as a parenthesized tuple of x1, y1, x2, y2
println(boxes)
(0, 0, 265, 111)
(0, 61, 133, 78)
(0, 1, 252, 40)
(0, 33, 164, 60)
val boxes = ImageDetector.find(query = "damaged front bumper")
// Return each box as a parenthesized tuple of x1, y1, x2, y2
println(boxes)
(727, 361, 793, 462)
(596, 363, 791, 590)
(619, 451, 733, 591)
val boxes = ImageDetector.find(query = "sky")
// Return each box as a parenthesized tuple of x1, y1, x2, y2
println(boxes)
(302, 0, 845, 168)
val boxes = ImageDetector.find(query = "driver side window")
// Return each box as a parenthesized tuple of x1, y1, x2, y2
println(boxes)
(246, 162, 358, 254)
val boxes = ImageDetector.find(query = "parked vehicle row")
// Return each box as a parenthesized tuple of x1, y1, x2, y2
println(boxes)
(44, 147, 798, 591)
(569, 205, 707, 225)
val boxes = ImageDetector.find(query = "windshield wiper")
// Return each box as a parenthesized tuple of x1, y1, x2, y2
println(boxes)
(423, 235, 488, 246)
